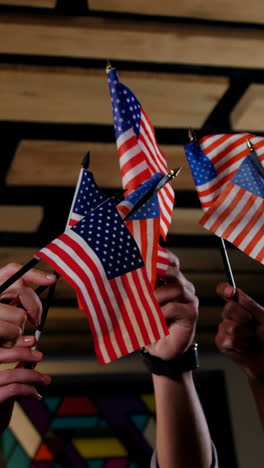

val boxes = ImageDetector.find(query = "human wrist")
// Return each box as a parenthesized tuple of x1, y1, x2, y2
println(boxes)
(140, 343, 199, 378)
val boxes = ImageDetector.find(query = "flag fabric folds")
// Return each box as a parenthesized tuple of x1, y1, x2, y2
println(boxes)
(185, 133, 264, 210)
(200, 152, 264, 264)
(107, 66, 174, 240)
(117, 173, 163, 286)
(36, 199, 168, 364)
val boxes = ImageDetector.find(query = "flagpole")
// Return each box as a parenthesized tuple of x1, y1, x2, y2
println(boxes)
(187, 128, 237, 288)
(246, 138, 264, 178)
(124, 168, 180, 219)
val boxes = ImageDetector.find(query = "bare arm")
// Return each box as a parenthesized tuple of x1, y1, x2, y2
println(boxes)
(216, 283, 264, 430)
(146, 252, 212, 468)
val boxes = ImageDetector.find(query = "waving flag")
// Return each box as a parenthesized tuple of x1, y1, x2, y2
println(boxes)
(117, 173, 163, 286)
(66, 167, 107, 228)
(185, 133, 264, 210)
(107, 65, 174, 240)
(200, 152, 264, 264)
(36, 199, 168, 364)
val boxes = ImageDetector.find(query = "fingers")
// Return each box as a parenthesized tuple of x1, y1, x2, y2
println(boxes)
(215, 320, 255, 354)
(161, 300, 198, 326)
(216, 282, 236, 300)
(221, 300, 252, 324)
(0, 263, 56, 287)
(16, 285, 42, 327)
(0, 369, 51, 403)
(155, 281, 198, 306)
(0, 347, 43, 364)
(217, 283, 264, 324)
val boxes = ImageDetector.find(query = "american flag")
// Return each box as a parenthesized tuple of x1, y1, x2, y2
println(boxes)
(36, 199, 168, 364)
(66, 168, 107, 228)
(117, 173, 163, 286)
(156, 245, 169, 276)
(200, 152, 264, 264)
(185, 133, 264, 210)
(107, 66, 174, 240)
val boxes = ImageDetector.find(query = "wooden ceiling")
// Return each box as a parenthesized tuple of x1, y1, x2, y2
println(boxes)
(0, 0, 263, 357)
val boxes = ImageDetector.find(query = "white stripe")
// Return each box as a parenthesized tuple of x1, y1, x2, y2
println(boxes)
(158, 192, 171, 223)
(69, 213, 83, 223)
(113, 275, 145, 345)
(123, 160, 148, 187)
(116, 127, 135, 148)
(117, 200, 134, 219)
(156, 262, 167, 272)
(54, 235, 124, 358)
(136, 268, 166, 338)
(227, 196, 261, 242)
(40, 245, 110, 363)
(119, 145, 141, 169)
(215, 191, 251, 237)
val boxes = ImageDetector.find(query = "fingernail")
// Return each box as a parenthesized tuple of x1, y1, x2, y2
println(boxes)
(45, 273, 56, 280)
(224, 285, 235, 298)
(35, 393, 43, 400)
(40, 375, 52, 385)
(23, 336, 34, 344)
(32, 350, 43, 360)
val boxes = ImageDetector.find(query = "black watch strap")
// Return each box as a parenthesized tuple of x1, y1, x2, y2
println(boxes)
(140, 343, 199, 377)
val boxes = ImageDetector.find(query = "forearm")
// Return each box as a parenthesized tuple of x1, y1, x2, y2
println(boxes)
(153, 372, 212, 468)
(248, 376, 264, 431)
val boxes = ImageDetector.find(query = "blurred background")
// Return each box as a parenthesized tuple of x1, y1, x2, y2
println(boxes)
(0, 1, 263, 467)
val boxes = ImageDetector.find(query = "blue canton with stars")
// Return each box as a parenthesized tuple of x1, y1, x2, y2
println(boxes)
(71, 199, 143, 280)
(72, 170, 107, 217)
(184, 141, 217, 186)
(125, 173, 163, 220)
(107, 68, 141, 139)
(232, 153, 264, 198)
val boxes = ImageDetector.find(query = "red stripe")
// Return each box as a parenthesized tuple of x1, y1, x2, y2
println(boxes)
(256, 247, 264, 263)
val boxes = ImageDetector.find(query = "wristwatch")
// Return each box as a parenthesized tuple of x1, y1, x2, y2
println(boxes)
(140, 343, 199, 378)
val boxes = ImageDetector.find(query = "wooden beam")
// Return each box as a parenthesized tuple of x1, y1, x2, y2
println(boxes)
(0, 13, 263, 69)
(0, 0, 55, 7)
(231, 84, 264, 132)
(89, 0, 264, 25)
(0, 65, 227, 127)
(0, 247, 262, 273)
(7, 140, 193, 189)
(0, 206, 43, 231)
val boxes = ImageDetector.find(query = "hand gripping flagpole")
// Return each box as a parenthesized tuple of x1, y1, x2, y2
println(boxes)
(188, 128, 236, 289)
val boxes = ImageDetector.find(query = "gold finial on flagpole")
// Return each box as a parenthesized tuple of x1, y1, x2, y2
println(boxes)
(246, 138, 254, 152)
(188, 128, 197, 142)
(106, 60, 113, 73)
(167, 167, 182, 180)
